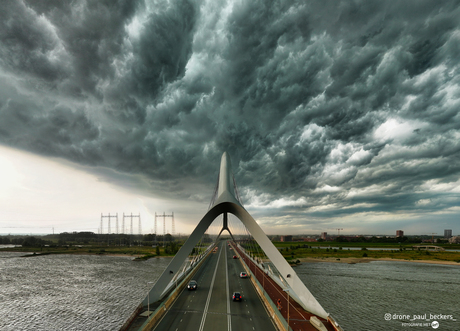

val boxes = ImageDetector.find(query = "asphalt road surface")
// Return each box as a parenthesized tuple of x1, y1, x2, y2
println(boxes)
(151, 241, 277, 331)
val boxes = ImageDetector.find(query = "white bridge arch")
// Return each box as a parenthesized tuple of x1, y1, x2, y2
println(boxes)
(143, 152, 328, 319)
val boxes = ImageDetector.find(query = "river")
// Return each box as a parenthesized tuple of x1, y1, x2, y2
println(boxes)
(0, 252, 458, 330)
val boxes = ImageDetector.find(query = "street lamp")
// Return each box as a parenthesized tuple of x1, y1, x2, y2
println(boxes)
(147, 281, 155, 316)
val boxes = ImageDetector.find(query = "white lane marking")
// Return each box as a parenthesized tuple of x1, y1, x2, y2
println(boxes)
(225, 242, 231, 331)
(198, 245, 222, 331)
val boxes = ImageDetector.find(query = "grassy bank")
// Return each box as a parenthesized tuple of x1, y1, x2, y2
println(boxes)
(0, 245, 173, 258)
(275, 244, 460, 264)
(273, 241, 460, 250)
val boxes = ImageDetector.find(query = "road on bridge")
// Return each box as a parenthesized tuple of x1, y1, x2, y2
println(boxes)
(150, 241, 277, 331)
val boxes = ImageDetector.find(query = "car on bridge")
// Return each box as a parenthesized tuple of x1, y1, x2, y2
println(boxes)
(232, 292, 242, 301)
(239, 272, 248, 278)
(187, 280, 198, 290)
(232, 255, 238, 259)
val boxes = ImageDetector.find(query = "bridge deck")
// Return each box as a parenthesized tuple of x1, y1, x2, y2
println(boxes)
(124, 240, 338, 331)
(232, 243, 337, 331)
(138, 241, 277, 331)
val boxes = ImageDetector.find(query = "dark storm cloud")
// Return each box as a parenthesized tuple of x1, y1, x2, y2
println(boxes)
(1, 0, 460, 229)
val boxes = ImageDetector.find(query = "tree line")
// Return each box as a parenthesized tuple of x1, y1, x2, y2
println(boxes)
(0, 231, 181, 247)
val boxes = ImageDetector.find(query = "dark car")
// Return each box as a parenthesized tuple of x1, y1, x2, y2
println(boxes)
(187, 280, 198, 290)
(233, 255, 238, 259)
(232, 292, 242, 301)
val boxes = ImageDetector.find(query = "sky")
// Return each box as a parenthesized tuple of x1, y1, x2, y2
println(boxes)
(1, 0, 460, 236)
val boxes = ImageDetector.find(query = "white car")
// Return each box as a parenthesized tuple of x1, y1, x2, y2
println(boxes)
(239, 272, 248, 278)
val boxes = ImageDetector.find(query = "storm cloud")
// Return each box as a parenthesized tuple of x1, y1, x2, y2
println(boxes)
(1, 0, 460, 231)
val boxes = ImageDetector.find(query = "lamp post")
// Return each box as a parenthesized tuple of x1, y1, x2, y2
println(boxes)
(147, 281, 154, 316)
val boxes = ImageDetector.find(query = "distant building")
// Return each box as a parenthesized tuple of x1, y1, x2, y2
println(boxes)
(449, 236, 460, 244)
(396, 230, 404, 237)
(320, 232, 327, 240)
(444, 229, 453, 239)
(280, 235, 292, 242)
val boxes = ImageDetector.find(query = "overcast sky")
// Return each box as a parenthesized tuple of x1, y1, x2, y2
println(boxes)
(1, 0, 459, 236)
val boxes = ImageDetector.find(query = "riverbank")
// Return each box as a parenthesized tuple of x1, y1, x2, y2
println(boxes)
(298, 257, 460, 266)
(0, 245, 176, 259)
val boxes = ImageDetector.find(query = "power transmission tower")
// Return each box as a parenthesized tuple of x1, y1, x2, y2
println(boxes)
(101, 213, 118, 245)
(123, 213, 141, 246)
(155, 212, 175, 246)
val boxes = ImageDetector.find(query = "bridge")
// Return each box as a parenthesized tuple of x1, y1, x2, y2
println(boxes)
(120, 153, 343, 331)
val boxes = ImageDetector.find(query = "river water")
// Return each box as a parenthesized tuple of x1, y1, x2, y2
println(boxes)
(0, 252, 458, 330)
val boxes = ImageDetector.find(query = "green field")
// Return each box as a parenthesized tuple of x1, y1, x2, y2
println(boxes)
(272, 242, 460, 263)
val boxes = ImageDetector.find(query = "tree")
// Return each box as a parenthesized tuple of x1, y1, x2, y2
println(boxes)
(22, 236, 41, 247)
